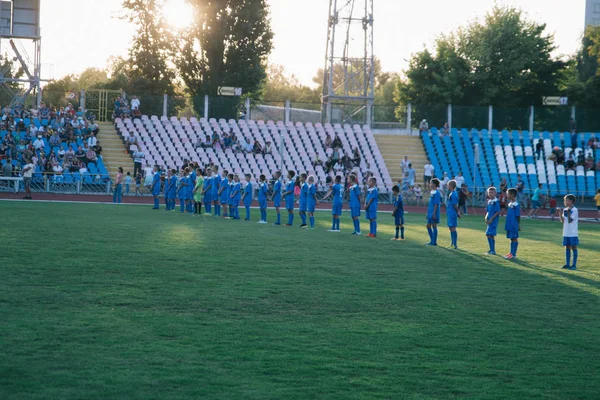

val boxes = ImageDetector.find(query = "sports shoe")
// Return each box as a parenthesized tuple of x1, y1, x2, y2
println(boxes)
(327, 229, 336, 232)
(204, 213, 212, 216)
(504, 254, 515, 260)
(299, 224, 308, 228)
(274, 222, 281, 226)
(425, 243, 437, 246)
(391, 238, 399, 241)
(485, 251, 496, 256)
(258, 220, 267, 224)
(448, 245, 458, 249)
(567, 266, 577, 271)
(351, 232, 361, 236)
(561, 265, 569, 269)
(334, 229, 341, 232)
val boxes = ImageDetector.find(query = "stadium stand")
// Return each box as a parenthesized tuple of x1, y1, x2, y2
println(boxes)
(422, 128, 600, 197)
(114, 116, 394, 192)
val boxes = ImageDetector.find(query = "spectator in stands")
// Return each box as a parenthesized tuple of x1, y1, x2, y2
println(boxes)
(535, 140, 543, 160)
(413, 184, 423, 206)
(130, 95, 140, 110)
(566, 153, 575, 170)
(423, 160, 434, 185)
(253, 140, 262, 154)
(516, 175, 525, 206)
(87, 132, 101, 153)
(57, 147, 66, 161)
(441, 122, 450, 136)
(78, 160, 87, 174)
(401, 156, 410, 172)
(351, 147, 361, 167)
(133, 148, 145, 178)
(244, 140, 253, 153)
(325, 134, 332, 148)
(596, 160, 600, 171)
(576, 151, 585, 166)
(264, 141, 273, 155)
(454, 172, 465, 188)
(2, 158, 12, 177)
(231, 135, 241, 153)
(341, 153, 352, 172)
(332, 135, 342, 149)
(49, 130, 61, 147)
(419, 119, 429, 133)
(405, 163, 415, 186)
(223, 133, 232, 149)
(0, 143, 7, 161)
(132, 107, 142, 120)
(32, 135, 44, 151)
(85, 147, 97, 165)
(22, 159, 34, 199)
(312, 154, 324, 168)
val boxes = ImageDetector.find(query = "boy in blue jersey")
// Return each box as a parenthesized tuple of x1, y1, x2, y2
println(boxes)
(426, 178, 442, 245)
(212, 165, 221, 216)
(504, 188, 521, 260)
(348, 174, 362, 235)
(282, 170, 296, 226)
(226, 173, 235, 219)
(391, 185, 405, 240)
(202, 168, 213, 215)
(365, 177, 379, 237)
(151, 165, 161, 210)
(185, 168, 194, 214)
(307, 175, 318, 229)
(176, 169, 188, 212)
(559, 194, 579, 270)
(298, 173, 308, 228)
(258, 174, 268, 223)
(323, 175, 343, 232)
(218, 170, 230, 218)
(230, 174, 241, 220)
(271, 171, 283, 225)
(446, 180, 461, 249)
(242, 173, 253, 221)
(164, 169, 172, 210)
(484, 186, 501, 255)
(167, 169, 177, 211)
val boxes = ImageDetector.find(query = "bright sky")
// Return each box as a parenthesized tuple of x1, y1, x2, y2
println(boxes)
(39, 0, 586, 87)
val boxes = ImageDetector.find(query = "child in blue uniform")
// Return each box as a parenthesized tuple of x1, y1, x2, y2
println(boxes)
(203, 168, 213, 215)
(218, 170, 230, 218)
(307, 175, 318, 229)
(298, 173, 308, 228)
(484, 186, 501, 255)
(426, 178, 442, 245)
(560, 194, 579, 270)
(365, 177, 379, 237)
(272, 171, 283, 225)
(258, 174, 268, 223)
(230, 174, 241, 220)
(151, 165, 161, 209)
(504, 188, 521, 260)
(164, 169, 172, 210)
(176, 169, 188, 212)
(391, 185, 404, 240)
(446, 180, 461, 249)
(282, 170, 296, 226)
(323, 175, 343, 232)
(242, 173, 253, 221)
(348, 174, 362, 235)
(186, 168, 194, 214)
(212, 165, 221, 216)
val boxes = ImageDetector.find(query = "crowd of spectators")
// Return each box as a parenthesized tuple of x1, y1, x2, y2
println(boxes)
(318, 134, 361, 175)
(545, 133, 600, 172)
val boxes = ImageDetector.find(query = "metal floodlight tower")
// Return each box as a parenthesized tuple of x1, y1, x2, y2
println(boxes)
(321, 0, 375, 126)
(0, 0, 43, 107)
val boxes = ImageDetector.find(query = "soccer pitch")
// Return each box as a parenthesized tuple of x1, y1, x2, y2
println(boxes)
(1, 201, 600, 399)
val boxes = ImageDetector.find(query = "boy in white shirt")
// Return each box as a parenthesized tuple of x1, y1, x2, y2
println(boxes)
(559, 194, 579, 270)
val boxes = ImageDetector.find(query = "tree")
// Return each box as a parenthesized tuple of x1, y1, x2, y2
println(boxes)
(0, 55, 26, 106)
(262, 64, 320, 106)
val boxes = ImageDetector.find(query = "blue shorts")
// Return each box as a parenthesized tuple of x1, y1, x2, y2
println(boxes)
(307, 202, 316, 213)
(506, 231, 519, 239)
(332, 203, 342, 216)
(203, 193, 211, 203)
(220, 196, 229, 205)
(286, 199, 295, 210)
(259, 199, 267, 209)
(532, 200, 540, 209)
(152, 189, 160, 196)
(366, 211, 377, 220)
(350, 206, 361, 218)
(447, 217, 458, 228)
(563, 236, 579, 246)
(273, 195, 281, 208)
(394, 215, 404, 226)
(211, 191, 219, 201)
(485, 224, 498, 237)
(427, 216, 439, 225)
(244, 202, 252, 208)
(299, 203, 307, 212)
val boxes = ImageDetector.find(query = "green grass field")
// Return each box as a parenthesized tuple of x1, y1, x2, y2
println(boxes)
(1, 201, 600, 399)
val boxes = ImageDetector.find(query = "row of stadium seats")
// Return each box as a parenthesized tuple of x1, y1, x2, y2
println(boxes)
(422, 128, 600, 196)
(115, 116, 393, 191)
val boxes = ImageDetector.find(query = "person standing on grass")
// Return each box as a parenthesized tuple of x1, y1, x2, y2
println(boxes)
(202, 168, 213, 215)
(390, 185, 405, 241)
(298, 173, 308, 228)
(151, 165, 161, 210)
(230, 174, 240, 220)
(446, 180, 461, 249)
(212, 165, 221, 217)
(348, 174, 362, 235)
(560, 194, 579, 270)
(176, 169, 188, 213)
(113, 167, 123, 204)
(484, 187, 501, 255)
(242, 173, 253, 221)
(193, 168, 204, 215)
(124, 172, 132, 195)
(271, 171, 283, 226)
(307, 175, 318, 230)
(164, 169, 173, 210)
(323, 175, 344, 232)
(426, 178, 442, 246)
(364, 177, 379, 238)
(281, 170, 296, 226)
(528, 183, 543, 218)
(257, 174, 268, 224)
(504, 188, 521, 260)
(423, 160, 434, 186)
(218, 169, 230, 218)
(22, 159, 35, 200)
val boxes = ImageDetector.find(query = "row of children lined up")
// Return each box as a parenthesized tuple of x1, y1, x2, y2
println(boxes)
(147, 166, 580, 269)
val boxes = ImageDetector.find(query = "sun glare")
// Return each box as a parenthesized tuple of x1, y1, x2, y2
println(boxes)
(162, 0, 195, 30)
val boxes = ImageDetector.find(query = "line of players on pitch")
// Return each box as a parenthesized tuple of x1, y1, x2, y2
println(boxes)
(147, 164, 581, 269)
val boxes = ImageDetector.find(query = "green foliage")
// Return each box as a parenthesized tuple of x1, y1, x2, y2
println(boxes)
(0, 55, 25, 107)
(1, 202, 600, 399)
(262, 64, 320, 104)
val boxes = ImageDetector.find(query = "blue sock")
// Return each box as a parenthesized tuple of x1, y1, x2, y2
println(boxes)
(400, 227, 404, 239)
(262, 209, 266, 221)
(277, 213, 280, 224)
(180, 199, 184, 212)
(216, 205, 221, 216)
(510, 241, 518, 256)
(427, 227, 433, 242)
(154, 198, 159, 208)
(331, 218, 336, 230)
(336, 219, 340, 230)
(452, 231, 458, 246)
(565, 248, 571, 266)
(301, 213, 306, 225)
(395, 227, 399, 238)
(433, 227, 438, 244)
(373, 221, 377, 235)
(309, 216, 315, 228)
(245, 206, 250, 220)
(206, 203, 211, 213)
(487, 237, 494, 252)
(573, 249, 578, 267)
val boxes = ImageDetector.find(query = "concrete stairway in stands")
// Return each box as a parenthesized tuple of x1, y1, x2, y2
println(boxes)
(97, 121, 134, 180)
(373, 135, 429, 184)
